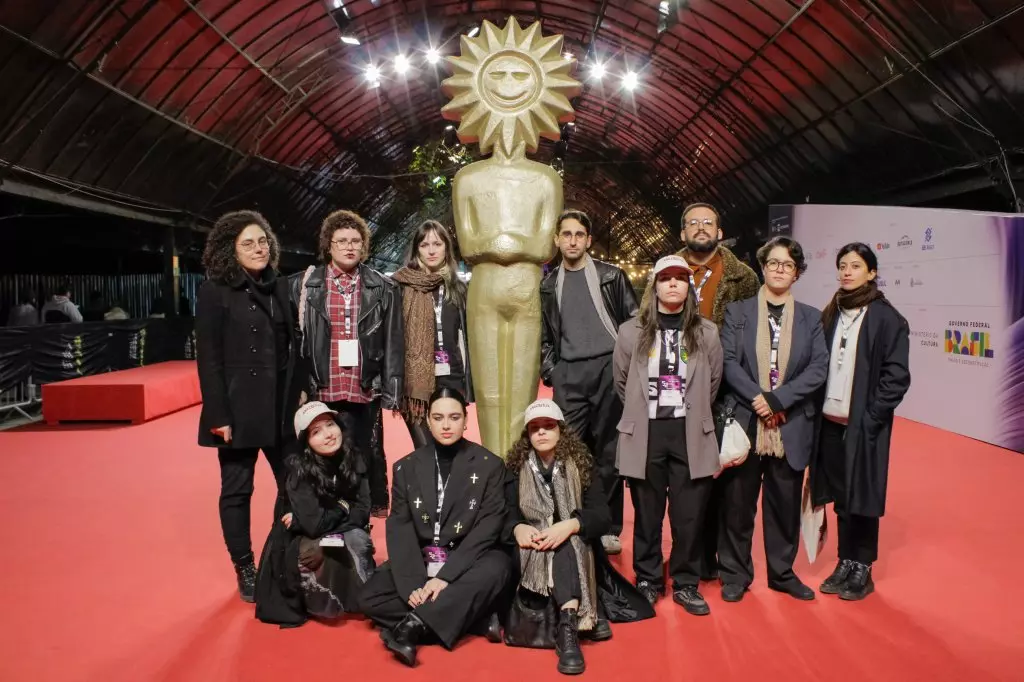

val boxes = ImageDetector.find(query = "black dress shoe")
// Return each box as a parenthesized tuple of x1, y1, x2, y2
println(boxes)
(768, 579, 816, 601)
(636, 581, 660, 606)
(721, 583, 747, 603)
(840, 562, 874, 601)
(672, 586, 710, 616)
(581, 617, 612, 642)
(381, 613, 427, 667)
(820, 559, 854, 594)
(472, 611, 502, 643)
(233, 558, 257, 603)
(556, 608, 585, 675)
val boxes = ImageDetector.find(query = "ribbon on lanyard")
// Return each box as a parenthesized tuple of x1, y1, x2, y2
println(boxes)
(433, 450, 451, 544)
(836, 308, 866, 369)
(689, 268, 713, 304)
(663, 329, 679, 374)
(434, 284, 445, 349)
(768, 313, 783, 389)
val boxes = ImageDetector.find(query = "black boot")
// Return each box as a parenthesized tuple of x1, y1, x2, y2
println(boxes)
(581, 617, 612, 642)
(840, 562, 874, 601)
(233, 558, 256, 603)
(470, 611, 502, 643)
(820, 559, 854, 595)
(555, 608, 585, 675)
(381, 613, 427, 667)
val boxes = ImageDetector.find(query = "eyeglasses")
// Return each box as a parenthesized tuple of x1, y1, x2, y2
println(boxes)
(684, 218, 716, 228)
(238, 238, 269, 253)
(765, 259, 797, 273)
(331, 238, 363, 249)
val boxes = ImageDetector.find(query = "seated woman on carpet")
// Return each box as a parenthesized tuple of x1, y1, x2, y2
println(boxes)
(503, 399, 654, 675)
(359, 387, 510, 667)
(255, 401, 375, 627)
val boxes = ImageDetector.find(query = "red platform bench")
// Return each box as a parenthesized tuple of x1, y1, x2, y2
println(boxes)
(42, 361, 201, 425)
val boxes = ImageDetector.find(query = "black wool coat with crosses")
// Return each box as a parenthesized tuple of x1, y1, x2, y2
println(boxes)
(385, 439, 507, 601)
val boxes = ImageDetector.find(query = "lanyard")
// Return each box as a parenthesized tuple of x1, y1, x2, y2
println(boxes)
(662, 330, 679, 374)
(433, 450, 451, 544)
(526, 453, 558, 506)
(331, 272, 359, 337)
(434, 285, 445, 348)
(768, 312, 783, 389)
(836, 308, 865, 369)
(689, 269, 713, 303)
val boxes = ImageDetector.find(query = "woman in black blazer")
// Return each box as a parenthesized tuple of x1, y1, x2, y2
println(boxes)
(718, 236, 829, 603)
(195, 209, 296, 602)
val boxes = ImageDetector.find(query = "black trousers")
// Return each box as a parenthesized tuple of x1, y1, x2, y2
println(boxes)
(327, 399, 388, 509)
(819, 419, 880, 564)
(217, 446, 286, 564)
(718, 452, 804, 588)
(404, 413, 432, 451)
(552, 354, 625, 535)
(519, 542, 582, 608)
(631, 418, 713, 590)
(359, 549, 512, 649)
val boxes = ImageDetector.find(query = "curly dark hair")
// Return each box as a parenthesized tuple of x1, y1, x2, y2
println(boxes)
(202, 210, 280, 283)
(286, 412, 362, 500)
(319, 210, 372, 264)
(505, 423, 593, 489)
(756, 235, 809, 276)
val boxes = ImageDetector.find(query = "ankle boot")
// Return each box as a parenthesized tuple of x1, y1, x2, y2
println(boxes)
(820, 559, 853, 594)
(382, 613, 427, 667)
(555, 608, 585, 675)
(233, 558, 257, 603)
(840, 562, 874, 601)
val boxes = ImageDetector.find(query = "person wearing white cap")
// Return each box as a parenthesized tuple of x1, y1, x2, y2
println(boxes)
(613, 254, 724, 616)
(254, 401, 375, 627)
(501, 398, 654, 674)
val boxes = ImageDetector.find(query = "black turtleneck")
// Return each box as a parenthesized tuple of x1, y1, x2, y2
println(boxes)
(434, 439, 462, 481)
(658, 309, 684, 330)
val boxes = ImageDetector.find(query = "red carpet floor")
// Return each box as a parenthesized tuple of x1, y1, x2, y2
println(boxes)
(1, 403, 1022, 681)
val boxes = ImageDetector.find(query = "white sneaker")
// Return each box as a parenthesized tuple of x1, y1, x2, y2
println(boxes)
(601, 535, 622, 555)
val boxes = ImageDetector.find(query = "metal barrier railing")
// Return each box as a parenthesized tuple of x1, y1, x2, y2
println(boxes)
(0, 376, 41, 427)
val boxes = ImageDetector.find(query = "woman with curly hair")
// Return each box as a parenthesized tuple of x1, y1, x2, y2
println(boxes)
(255, 402, 375, 627)
(503, 399, 653, 675)
(196, 209, 296, 602)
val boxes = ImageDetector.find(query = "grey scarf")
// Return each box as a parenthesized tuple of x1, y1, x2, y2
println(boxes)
(555, 254, 617, 341)
(517, 452, 597, 631)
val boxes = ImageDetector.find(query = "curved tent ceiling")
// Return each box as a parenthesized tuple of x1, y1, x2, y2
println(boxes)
(1, 0, 1022, 267)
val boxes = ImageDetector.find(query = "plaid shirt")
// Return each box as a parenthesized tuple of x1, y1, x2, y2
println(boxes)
(318, 265, 374, 404)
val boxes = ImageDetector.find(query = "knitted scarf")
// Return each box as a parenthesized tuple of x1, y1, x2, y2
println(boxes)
(517, 452, 597, 631)
(391, 266, 445, 422)
(755, 286, 794, 458)
(821, 282, 886, 333)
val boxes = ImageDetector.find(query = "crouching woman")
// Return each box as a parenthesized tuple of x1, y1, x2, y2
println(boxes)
(256, 402, 375, 626)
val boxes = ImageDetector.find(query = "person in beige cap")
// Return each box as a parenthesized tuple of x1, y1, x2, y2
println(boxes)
(254, 401, 375, 627)
(613, 255, 723, 616)
(502, 399, 654, 675)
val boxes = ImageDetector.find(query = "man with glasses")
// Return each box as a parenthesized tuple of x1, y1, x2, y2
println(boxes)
(291, 210, 404, 516)
(676, 203, 759, 581)
(540, 209, 639, 554)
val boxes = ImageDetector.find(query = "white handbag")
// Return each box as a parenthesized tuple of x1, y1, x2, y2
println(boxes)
(800, 474, 828, 563)
(718, 417, 751, 468)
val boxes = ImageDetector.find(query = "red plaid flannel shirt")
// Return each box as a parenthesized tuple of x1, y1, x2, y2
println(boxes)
(318, 265, 374, 404)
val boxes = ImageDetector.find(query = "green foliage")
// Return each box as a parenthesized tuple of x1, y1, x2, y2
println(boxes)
(407, 139, 473, 209)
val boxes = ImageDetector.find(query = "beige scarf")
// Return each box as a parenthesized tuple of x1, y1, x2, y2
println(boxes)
(391, 267, 445, 422)
(517, 453, 597, 631)
(754, 286, 794, 458)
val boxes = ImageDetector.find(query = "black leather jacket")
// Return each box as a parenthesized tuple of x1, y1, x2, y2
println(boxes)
(290, 263, 404, 409)
(540, 258, 639, 384)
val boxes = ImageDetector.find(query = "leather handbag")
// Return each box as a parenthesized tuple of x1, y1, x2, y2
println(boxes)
(503, 590, 558, 649)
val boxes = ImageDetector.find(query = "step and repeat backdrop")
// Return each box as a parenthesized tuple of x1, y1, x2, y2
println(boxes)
(768, 204, 1024, 454)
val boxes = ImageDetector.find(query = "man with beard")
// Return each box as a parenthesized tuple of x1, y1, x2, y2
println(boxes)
(675, 203, 759, 580)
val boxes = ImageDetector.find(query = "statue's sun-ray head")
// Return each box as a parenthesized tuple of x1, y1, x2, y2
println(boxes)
(441, 17, 581, 157)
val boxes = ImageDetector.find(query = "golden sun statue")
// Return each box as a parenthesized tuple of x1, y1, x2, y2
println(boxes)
(441, 17, 581, 458)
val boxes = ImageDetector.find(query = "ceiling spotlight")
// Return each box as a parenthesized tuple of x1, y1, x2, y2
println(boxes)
(563, 52, 574, 61)
(445, 124, 454, 131)
(340, 35, 360, 45)
(365, 64, 381, 83)
(590, 62, 606, 79)
(467, 26, 480, 37)
(394, 54, 409, 74)
(426, 48, 440, 64)
(623, 71, 639, 90)
(333, 0, 344, 9)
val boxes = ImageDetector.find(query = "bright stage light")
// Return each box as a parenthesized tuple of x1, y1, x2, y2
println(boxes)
(394, 54, 409, 74)
(467, 26, 480, 37)
(340, 36, 360, 45)
(623, 71, 638, 90)
(590, 62, 606, 79)
(426, 48, 440, 64)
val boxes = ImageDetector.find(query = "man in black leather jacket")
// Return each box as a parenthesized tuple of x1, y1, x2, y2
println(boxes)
(291, 210, 404, 515)
(540, 210, 639, 554)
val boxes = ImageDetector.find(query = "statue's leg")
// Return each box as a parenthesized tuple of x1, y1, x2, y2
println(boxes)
(467, 265, 501, 455)
(504, 264, 543, 458)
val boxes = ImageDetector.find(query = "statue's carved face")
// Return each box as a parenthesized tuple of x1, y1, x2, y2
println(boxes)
(481, 55, 537, 111)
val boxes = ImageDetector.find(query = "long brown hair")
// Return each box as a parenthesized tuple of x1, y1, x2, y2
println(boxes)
(821, 242, 885, 332)
(505, 424, 593, 489)
(636, 272, 703, 358)
(402, 219, 465, 307)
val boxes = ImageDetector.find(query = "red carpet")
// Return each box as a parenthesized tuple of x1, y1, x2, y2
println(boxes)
(41, 361, 201, 424)
(1, 401, 1022, 681)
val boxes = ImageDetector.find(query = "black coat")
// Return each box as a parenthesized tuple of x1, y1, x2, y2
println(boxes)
(385, 440, 506, 602)
(540, 258, 639, 384)
(195, 273, 296, 449)
(810, 299, 911, 517)
(290, 264, 404, 410)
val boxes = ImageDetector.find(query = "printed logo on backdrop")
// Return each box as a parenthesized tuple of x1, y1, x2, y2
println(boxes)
(944, 321, 994, 366)
(897, 234, 913, 249)
(876, 241, 891, 251)
(876, 277, 888, 288)
(922, 227, 936, 251)
(910, 329, 940, 349)
(815, 248, 827, 261)
(910, 277, 923, 288)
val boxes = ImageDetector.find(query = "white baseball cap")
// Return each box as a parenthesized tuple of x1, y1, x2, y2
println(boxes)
(523, 399, 565, 425)
(653, 255, 694, 277)
(294, 401, 338, 437)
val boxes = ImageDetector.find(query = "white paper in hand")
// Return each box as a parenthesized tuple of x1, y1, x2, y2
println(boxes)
(800, 476, 827, 563)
